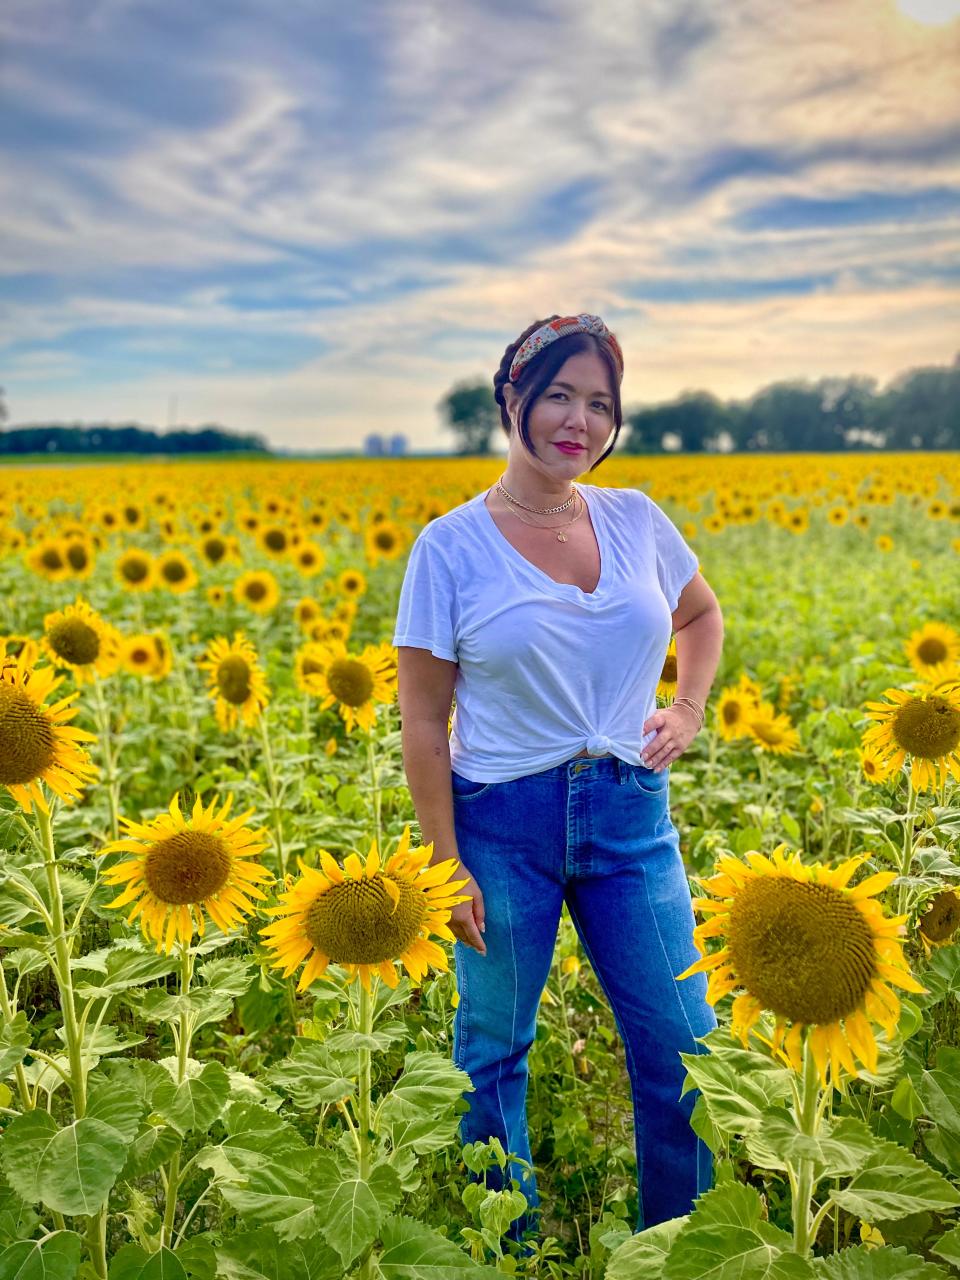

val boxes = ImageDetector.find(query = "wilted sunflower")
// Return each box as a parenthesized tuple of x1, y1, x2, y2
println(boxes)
(233, 569, 280, 615)
(116, 549, 155, 592)
(862, 683, 960, 792)
(260, 826, 470, 993)
(42, 598, 122, 684)
(0, 654, 98, 813)
(657, 637, 678, 699)
(156, 550, 198, 593)
(904, 623, 960, 683)
(677, 845, 924, 1085)
(313, 639, 396, 733)
(744, 702, 801, 755)
(102, 793, 272, 953)
(918, 890, 960, 953)
(198, 632, 270, 731)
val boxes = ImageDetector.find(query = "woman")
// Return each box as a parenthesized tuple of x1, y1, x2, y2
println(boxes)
(392, 313, 724, 1242)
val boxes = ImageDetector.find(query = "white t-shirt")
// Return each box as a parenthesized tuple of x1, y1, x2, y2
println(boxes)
(391, 483, 699, 783)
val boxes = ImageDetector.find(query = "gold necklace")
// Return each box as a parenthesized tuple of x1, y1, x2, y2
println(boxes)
(496, 477, 576, 514)
(502, 492, 586, 543)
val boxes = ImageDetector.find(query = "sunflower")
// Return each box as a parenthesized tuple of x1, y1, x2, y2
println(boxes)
(206, 585, 227, 608)
(904, 622, 960, 683)
(198, 633, 270, 731)
(336, 568, 367, 598)
(858, 745, 895, 785)
(197, 533, 230, 567)
(312, 639, 396, 733)
(657, 637, 678, 699)
(292, 540, 326, 577)
(42, 598, 122, 685)
(260, 826, 470, 993)
(294, 642, 329, 696)
(101, 793, 272, 953)
(27, 539, 71, 582)
(0, 654, 98, 814)
(862, 683, 960, 792)
(121, 633, 172, 680)
(744, 702, 801, 755)
(677, 845, 924, 1085)
(258, 525, 293, 560)
(293, 598, 322, 631)
(364, 520, 405, 564)
(827, 506, 849, 527)
(62, 537, 95, 578)
(918, 890, 960, 953)
(233, 569, 280, 615)
(876, 535, 893, 553)
(784, 508, 809, 534)
(715, 682, 760, 741)
(116, 549, 155, 592)
(156, 550, 198, 593)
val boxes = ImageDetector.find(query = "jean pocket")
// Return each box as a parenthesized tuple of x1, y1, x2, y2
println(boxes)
(627, 764, 668, 795)
(450, 770, 495, 801)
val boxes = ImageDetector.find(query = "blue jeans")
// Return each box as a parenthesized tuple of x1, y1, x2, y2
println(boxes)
(450, 753, 716, 1238)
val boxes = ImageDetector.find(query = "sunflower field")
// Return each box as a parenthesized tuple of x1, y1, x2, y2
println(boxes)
(1, 451, 959, 1280)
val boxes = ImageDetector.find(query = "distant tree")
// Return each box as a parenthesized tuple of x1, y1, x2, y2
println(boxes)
(870, 363, 960, 450)
(438, 379, 499, 455)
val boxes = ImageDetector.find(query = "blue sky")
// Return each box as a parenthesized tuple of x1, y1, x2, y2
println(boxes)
(1, 0, 958, 450)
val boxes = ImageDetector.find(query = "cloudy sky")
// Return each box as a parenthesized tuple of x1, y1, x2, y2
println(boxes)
(2, 0, 958, 451)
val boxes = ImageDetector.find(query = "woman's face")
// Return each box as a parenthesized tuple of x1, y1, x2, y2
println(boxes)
(505, 350, 616, 480)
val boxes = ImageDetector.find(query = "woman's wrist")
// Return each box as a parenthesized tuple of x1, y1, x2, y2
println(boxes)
(672, 696, 705, 729)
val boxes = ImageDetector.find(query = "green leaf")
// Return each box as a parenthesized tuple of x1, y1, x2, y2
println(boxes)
(87, 1078, 145, 1145)
(921, 943, 960, 1004)
(323, 1025, 406, 1053)
(108, 1244, 187, 1279)
(745, 1112, 879, 1179)
(120, 1124, 181, 1181)
(604, 1216, 686, 1279)
(262, 1041, 355, 1108)
(313, 1155, 401, 1267)
(378, 1214, 502, 1277)
(1, 1110, 129, 1216)
(382, 1111, 461, 1157)
(212, 1150, 319, 1241)
(781, 814, 801, 841)
(920, 1064, 960, 1138)
(379, 1050, 472, 1121)
(931, 1224, 960, 1269)
(0, 1013, 29, 1079)
(812, 1244, 950, 1278)
(663, 1182, 815, 1280)
(0, 1231, 82, 1280)
(153, 1060, 230, 1136)
(830, 1139, 960, 1221)
(678, 1044, 793, 1137)
(197, 956, 253, 999)
(890, 1077, 924, 1123)
(214, 1228, 341, 1280)
(73, 943, 177, 998)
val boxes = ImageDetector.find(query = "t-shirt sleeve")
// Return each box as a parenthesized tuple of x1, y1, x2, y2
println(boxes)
(391, 532, 459, 662)
(642, 493, 699, 612)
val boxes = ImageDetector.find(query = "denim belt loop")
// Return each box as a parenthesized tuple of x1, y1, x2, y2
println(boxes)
(617, 757, 630, 785)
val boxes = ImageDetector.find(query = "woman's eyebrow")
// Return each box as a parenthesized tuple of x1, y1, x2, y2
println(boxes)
(551, 381, 613, 399)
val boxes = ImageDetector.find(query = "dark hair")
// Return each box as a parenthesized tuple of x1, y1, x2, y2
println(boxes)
(492, 315, 623, 471)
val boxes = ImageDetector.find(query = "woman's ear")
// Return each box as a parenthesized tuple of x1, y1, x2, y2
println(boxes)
(502, 383, 519, 431)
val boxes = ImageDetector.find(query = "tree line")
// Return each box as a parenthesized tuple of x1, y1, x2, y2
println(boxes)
(437, 353, 960, 454)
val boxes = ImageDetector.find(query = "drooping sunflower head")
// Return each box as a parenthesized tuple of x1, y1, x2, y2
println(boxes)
(260, 826, 470, 992)
(0, 654, 98, 813)
(677, 845, 925, 1085)
(198, 632, 270, 731)
(918, 890, 960, 950)
(42, 598, 122, 684)
(904, 622, 960, 682)
(233, 569, 280, 615)
(862, 684, 960, 793)
(313, 640, 397, 733)
(101, 792, 272, 953)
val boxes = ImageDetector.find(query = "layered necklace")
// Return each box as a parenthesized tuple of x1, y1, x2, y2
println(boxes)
(495, 477, 584, 543)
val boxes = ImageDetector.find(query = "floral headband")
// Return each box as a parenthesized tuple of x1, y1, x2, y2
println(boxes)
(508, 313, 624, 384)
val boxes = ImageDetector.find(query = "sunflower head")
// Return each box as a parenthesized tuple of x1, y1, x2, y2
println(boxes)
(314, 640, 397, 733)
(919, 890, 960, 947)
(198, 633, 270, 731)
(116, 549, 155, 591)
(677, 845, 925, 1086)
(102, 792, 272, 953)
(260, 826, 470, 992)
(904, 622, 960, 679)
(42, 598, 121, 684)
(862, 684, 960, 792)
(233, 570, 280, 615)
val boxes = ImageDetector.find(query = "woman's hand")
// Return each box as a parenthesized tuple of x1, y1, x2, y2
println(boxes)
(641, 702, 702, 771)
(449, 869, 486, 956)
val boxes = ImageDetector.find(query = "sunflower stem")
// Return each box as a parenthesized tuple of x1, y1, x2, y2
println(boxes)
(367, 731, 382, 858)
(790, 1036, 823, 1256)
(162, 942, 194, 1248)
(91, 672, 120, 842)
(257, 710, 287, 878)
(356, 977, 375, 1280)
(0, 959, 34, 1111)
(898, 776, 917, 918)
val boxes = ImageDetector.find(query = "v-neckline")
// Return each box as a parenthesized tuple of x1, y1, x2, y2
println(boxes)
(476, 484, 607, 599)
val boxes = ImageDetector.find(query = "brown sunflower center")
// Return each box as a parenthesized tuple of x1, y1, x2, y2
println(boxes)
(47, 617, 100, 666)
(204, 537, 227, 563)
(217, 656, 252, 705)
(326, 657, 374, 707)
(143, 831, 231, 904)
(0, 685, 57, 785)
(244, 580, 268, 602)
(129, 646, 151, 666)
(301, 657, 325, 677)
(727, 875, 877, 1025)
(264, 529, 287, 552)
(342, 575, 361, 594)
(891, 696, 960, 760)
(304, 874, 427, 964)
(65, 542, 90, 571)
(162, 559, 188, 583)
(722, 700, 742, 726)
(919, 890, 960, 943)
(374, 529, 397, 551)
(915, 637, 948, 666)
(661, 656, 678, 683)
(749, 718, 785, 746)
(121, 556, 150, 584)
(41, 547, 65, 571)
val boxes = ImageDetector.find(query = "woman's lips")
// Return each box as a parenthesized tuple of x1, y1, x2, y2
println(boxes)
(553, 442, 585, 454)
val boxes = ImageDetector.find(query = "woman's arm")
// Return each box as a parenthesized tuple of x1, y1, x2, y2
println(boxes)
(396, 646, 486, 954)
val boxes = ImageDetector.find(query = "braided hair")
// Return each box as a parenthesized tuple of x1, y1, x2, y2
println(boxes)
(492, 317, 623, 472)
